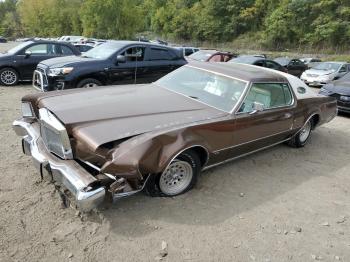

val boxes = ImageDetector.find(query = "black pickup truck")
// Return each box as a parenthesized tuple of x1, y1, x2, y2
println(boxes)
(33, 41, 187, 91)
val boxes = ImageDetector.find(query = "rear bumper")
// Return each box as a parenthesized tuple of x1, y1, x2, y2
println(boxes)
(12, 119, 106, 211)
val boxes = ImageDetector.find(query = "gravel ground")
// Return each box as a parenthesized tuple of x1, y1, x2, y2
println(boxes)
(0, 42, 350, 261)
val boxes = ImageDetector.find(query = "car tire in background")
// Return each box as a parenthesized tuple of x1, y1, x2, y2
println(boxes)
(144, 150, 201, 197)
(0, 67, 19, 86)
(288, 119, 313, 147)
(76, 78, 102, 88)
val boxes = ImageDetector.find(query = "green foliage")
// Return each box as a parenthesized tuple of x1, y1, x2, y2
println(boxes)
(0, 0, 348, 51)
(80, 0, 143, 39)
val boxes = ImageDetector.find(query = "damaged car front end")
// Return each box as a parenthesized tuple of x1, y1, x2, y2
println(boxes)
(13, 101, 152, 211)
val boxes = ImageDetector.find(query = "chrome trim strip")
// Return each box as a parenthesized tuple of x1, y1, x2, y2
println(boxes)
(203, 138, 291, 171)
(112, 175, 151, 201)
(80, 160, 117, 181)
(163, 145, 210, 172)
(213, 129, 292, 153)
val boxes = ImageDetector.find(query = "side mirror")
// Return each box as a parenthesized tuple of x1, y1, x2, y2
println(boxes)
(24, 50, 32, 58)
(250, 102, 264, 115)
(116, 55, 126, 64)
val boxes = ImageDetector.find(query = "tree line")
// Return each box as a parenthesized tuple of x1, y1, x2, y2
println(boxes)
(0, 0, 349, 50)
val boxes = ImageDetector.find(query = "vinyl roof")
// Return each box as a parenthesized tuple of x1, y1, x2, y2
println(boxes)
(187, 61, 288, 83)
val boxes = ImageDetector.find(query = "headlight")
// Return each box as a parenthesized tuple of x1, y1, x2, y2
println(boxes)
(48, 67, 74, 76)
(21, 102, 34, 118)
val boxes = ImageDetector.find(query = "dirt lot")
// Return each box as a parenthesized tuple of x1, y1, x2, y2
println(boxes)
(0, 42, 350, 262)
(0, 86, 349, 262)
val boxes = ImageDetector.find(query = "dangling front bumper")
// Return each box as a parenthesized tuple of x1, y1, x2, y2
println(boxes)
(12, 119, 106, 211)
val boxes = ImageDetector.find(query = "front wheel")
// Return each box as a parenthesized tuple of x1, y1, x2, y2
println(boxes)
(0, 68, 19, 86)
(288, 120, 312, 147)
(144, 150, 201, 197)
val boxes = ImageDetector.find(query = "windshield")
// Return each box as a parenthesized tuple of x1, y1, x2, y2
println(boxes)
(314, 62, 342, 71)
(229, 56, 259, 64)
(189, 50, 216, 61)
(156, 66, 247, 112)
(5, 42, 32, 54)
(82, 42, 124, 59)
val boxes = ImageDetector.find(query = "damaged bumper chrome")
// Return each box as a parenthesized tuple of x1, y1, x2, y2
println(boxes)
(12, 119, 106, 211)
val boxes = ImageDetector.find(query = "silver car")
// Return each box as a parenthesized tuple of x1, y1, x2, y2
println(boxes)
(301, 62, 350, 86)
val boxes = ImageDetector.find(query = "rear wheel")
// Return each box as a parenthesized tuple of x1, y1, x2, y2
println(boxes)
(77, 78, 102, 89)
(0, 68, 19, 86)
(144, 150, 201, 197)
(289, 119, 312, 147)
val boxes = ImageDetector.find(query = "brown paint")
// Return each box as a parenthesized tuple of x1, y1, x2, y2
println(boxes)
(21, 63, 337, 192)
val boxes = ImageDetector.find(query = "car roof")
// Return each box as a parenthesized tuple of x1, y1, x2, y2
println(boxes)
(187, 61, 288, 83)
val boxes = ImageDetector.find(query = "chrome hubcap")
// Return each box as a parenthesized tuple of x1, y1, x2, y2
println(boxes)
(0, 70, 17, 85)
(159, 160, 193, 195)
(82, 83, 98, 88)
(300, 121, 311, 142)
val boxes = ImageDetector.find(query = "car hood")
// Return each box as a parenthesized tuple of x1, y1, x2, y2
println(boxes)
(0, 52, 11, 59)
(305, 68, 336, 76)
(323, 82, 350, 96)
(35, 84, 227, 151)
(39, 55, 100, 68)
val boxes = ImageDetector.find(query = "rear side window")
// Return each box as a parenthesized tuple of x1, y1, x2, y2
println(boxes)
(60, 45, 74, 55)
(184, 48, 194, 56)
(148, 48, 175, 60)
(265, 61, 280, 70)
(26, 44, 48, 55)
(239, 83, 293, 113)
(121, 46, 145, 62)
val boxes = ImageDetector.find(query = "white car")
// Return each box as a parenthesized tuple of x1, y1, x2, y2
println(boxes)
(301, 62, 350, 86)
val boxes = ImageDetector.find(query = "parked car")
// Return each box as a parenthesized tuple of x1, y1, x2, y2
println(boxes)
(300, 62, 350, 86)
(229, 55, 287, 73)
(33, 41, 187, 91)
(319, 72, 350, 113)
(0, 36, 7, 43)
(188, 50, 236, 62)
(0, 40, 80, 86)
(13, 62, 337, 211)
(59, 36, 84, 43)
(74, 44, 95, 53)
(274, 57, 307, 77)
(300, 57, 322, 69)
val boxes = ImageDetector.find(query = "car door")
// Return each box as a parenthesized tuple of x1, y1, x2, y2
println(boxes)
(18, 43, 61, 79)
(224, 82, 295, 158)
(108, 45, 145, 85)
(138, 47, 178, 83)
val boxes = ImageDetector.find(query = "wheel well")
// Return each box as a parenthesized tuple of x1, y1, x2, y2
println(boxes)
(184, 146, 209, 167)
(0, 66, 20, 77)
(76, 75, 105, 86)
(310, 114, 320, 129)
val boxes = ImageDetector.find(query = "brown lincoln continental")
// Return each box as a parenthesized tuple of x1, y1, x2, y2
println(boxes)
(13, 62, 337, 211)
